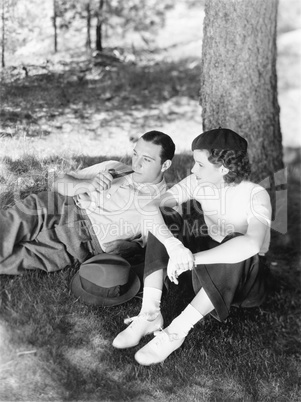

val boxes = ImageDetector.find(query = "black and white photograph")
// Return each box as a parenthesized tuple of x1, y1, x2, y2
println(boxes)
(0, 0, 300, 400)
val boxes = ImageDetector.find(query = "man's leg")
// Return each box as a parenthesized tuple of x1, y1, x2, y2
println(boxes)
(0, 242, 76, 275)
(0, 191, 66, 263)
(0, 192, 95, 274)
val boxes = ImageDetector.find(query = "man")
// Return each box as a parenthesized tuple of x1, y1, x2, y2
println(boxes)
(113, 128, 272, 366)
(0, 130, 175, 275)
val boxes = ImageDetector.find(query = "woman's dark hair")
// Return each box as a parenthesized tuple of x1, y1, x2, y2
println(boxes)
(208, 149, 251, 184)
(141, 130, 175, 163)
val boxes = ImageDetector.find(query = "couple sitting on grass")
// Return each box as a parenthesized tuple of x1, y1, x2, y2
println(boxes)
(0, 128, 271, 366)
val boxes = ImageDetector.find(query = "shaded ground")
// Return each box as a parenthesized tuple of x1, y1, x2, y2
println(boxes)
(0, 56, 202, 159)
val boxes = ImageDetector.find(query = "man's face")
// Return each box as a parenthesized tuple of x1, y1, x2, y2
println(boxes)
(131, 138, 164, 184)
(191, 149, 225, 187)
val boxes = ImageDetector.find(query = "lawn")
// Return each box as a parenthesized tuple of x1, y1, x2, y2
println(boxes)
(0, 2, 300, 400)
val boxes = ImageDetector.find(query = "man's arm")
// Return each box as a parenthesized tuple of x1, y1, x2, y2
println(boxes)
(194, 217, 269, 265)
(51, 171, 113, 196)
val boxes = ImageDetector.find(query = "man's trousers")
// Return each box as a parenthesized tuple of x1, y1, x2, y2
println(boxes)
(0, 191, 102, 275)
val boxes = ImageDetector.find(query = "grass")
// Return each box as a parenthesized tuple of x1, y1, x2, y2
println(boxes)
(0, 145, 300, 401)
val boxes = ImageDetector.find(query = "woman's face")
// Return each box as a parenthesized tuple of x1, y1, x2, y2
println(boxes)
(191, 149, 227, 187)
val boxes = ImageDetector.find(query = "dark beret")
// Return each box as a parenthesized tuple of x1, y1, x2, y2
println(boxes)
(191, 128, 248, 153)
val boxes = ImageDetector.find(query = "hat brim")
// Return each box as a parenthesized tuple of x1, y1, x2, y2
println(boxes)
(70, 268, 141, 307)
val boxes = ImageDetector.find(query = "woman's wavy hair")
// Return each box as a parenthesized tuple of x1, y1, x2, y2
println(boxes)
(207, 149, 251, 184)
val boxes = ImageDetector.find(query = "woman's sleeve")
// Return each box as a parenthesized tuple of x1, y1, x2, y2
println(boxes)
(167, 175, 196, 206)
(247, 186, 272, 226)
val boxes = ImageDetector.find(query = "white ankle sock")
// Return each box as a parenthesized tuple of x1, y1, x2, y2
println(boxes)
(140, 287, 162, 316)
(168, 304, 203, 336)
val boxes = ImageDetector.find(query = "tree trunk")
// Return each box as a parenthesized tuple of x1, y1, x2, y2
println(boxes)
(96, 0, 104, 51)
(86, 2, 91, 49)
(1, 0, 5, 68)
(200, 0, 283, 183)
(53, 0, 58, 53)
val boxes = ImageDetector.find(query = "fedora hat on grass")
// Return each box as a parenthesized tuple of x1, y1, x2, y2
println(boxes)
(70, 254, 140, 306)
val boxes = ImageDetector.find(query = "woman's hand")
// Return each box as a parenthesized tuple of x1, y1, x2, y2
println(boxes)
(167, 257, 194, 285)
(164, 237, 195, 274)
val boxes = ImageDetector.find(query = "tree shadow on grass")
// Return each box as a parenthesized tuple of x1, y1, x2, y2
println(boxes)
(1, 262, 300, 401)
(0, 57, 201, 131)
(0, 267, 202, 401)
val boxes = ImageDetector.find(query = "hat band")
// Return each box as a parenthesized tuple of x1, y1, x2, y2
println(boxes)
(81, 276, 120, 298)
(80, 276, 132, 299)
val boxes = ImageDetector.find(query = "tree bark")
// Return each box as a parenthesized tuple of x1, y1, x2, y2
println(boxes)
(1, 0, 5, 68)
(200, 0, 283, 182)
(86, 2, 91, 49)
(53, 0, 58, 53)
(96, 0, 104, 51)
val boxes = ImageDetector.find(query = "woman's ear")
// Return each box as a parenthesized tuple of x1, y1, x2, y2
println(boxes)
(221, 165, 229, 175)
(161, 159, 172, 172)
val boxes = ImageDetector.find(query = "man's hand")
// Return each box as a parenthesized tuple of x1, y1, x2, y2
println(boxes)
(89, 171, 113, 192)
(103, 240, 141, 259)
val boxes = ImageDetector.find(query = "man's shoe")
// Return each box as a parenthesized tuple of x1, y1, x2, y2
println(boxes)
(112, 312, 163, 349)
(134, 328, 186, 366)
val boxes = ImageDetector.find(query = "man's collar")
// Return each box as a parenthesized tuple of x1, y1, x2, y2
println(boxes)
(127, 175, 166, 194)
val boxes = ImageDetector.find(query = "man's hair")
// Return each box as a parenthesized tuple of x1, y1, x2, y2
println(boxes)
(208, 149, 251, 184)
(141, 131, 175, 163)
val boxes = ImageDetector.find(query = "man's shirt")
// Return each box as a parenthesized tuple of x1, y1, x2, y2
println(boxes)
(167, 175, 272, 254)
(70, 160, 167, 251)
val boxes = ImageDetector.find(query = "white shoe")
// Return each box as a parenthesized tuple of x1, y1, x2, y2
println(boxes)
(134, 328, 186, 365)
(112, 312, 164, 349)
